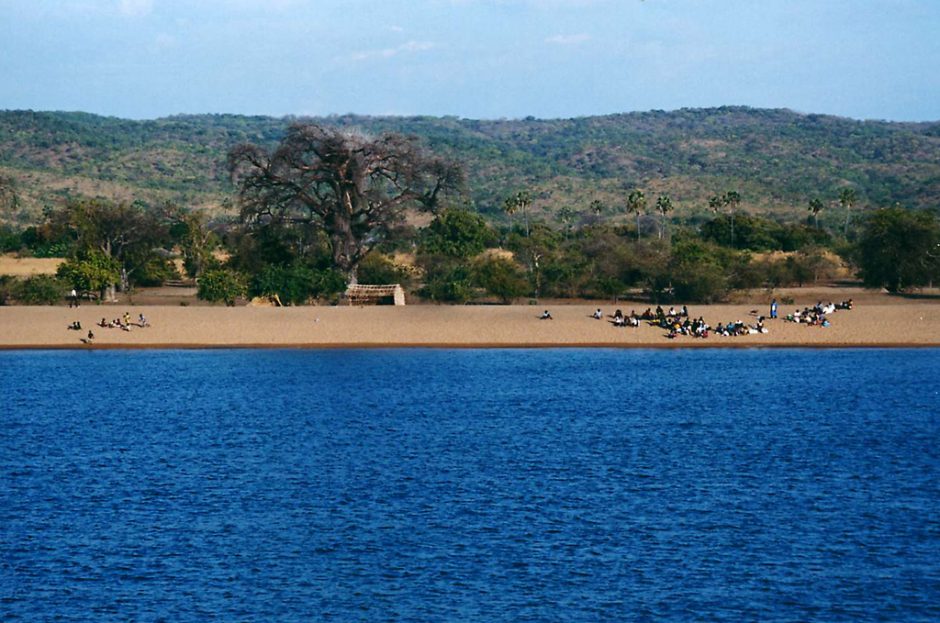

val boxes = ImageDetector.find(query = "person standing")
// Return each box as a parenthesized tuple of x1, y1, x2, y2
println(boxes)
(770, 298, 778, 319)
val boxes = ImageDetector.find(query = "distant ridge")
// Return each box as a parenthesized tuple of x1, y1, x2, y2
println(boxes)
(2, 107, 939, 224)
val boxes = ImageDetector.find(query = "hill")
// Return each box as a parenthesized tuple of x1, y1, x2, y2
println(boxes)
(1, 107, 939, 226)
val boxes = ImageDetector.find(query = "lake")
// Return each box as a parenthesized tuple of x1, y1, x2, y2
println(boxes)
(1, 348, 939, 621)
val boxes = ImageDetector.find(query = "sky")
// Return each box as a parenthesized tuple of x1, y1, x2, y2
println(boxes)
(1, 0, 939, 122)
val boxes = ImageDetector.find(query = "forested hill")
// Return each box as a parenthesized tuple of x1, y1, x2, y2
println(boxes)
(1, 107, 939, 224)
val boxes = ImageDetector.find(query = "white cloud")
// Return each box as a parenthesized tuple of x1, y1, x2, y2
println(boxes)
(349, 40, 436, 62)
(545, 33, 591, 45)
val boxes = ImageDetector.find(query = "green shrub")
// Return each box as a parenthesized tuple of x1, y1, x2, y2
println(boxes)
(472, 256, 529, 303)
(419, 258, 475, 303)
(17, 275, 64, 305)
(357, 253, 413, 287)
(56, 252, 121, 296)
(420, 208, 494, 258)
(197, 268, 247, 305)
(248, 263, 346, 305)
(0, 275, 15, 305)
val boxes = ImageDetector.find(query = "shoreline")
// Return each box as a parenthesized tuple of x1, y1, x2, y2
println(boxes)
(2, 302, 938, 350)
(3, 343, 939, 351)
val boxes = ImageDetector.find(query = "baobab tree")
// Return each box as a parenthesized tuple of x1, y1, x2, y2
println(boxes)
(228, 123, 464, 284)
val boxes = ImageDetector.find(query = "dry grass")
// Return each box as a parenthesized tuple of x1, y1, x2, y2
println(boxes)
(0, 254, 63, 277)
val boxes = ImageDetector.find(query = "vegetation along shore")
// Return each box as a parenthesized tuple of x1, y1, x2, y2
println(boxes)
(0, 108, 937, 344)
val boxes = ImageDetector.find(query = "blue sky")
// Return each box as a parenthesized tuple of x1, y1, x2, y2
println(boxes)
(2, 0, 938, 121)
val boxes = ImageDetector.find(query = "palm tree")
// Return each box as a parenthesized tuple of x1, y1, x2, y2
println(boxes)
(723, 190, 741, 248)
(839, 187, 857, 237)
(502, 194, 518, 232)
(558, 206, 575, 240)
(513, 190, 532, 239)
(626, 190, 646, 241)
(655, 194, 673, 240)
(708, 193, 725, 243)
(808, 198, 824, 230)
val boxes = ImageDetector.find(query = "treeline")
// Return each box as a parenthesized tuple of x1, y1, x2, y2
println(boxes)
(2, 199, 937, 307)
(2, 107, 940, 222)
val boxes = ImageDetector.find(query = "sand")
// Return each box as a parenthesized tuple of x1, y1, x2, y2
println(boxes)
(1, 300, 938, 349)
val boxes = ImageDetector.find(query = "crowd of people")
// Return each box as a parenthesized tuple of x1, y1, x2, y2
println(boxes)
(576, 297, 854, 340)
(785, 299, 853, 326)
(95, 312, 150, 331)
(67, 311, 151, 343)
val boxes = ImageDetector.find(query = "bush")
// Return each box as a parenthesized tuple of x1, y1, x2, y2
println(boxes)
(134, 256, 180, 287)
(16, 275, 64, 305)
(0, 275, 15, 305)
(248, 263, 345, 305)
(418, 257, 475, 303)
(57, 252, 122, 296)
(472, 256, 529, 303)
(420, 208, 494, 258)
(357, 253, 414, 287)
(197, 268, 247, 305)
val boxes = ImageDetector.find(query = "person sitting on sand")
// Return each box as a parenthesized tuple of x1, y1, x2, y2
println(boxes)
(87, 330, 94, 341)
(138, 313, 149, 327)
(681, 305, 689, 317)
(98, 318, 108, 328)
(592, 308, 603, 320)
(612, 309, 624, 326)
(540, 310, 553, 320)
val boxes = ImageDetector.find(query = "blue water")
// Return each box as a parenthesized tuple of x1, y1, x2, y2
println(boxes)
(1, 348, 939, 622)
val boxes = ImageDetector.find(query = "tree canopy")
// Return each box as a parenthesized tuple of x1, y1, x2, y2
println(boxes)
(228, 123, 464, 282)
(857, 207, 940, 292)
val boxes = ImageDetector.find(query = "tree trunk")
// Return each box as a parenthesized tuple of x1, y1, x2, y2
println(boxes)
(331, 217, 360, 286)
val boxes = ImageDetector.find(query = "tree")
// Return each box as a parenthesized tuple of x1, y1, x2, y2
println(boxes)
(857, 207, 940, 292)
(420, 208, 492, 258)
(723, 190, 741, 248)
(557, 206, 576, 241)
(655, 194, 673, 240)
(228, 123, 464, 284)
(50, 199, 167, 301)
(808, 198, 824, 230)
(56, 251, 122, 300)
(168, 206, 219, 279)
(0, 174, 20, 215)
(839, 187, 857, 238)
(15, 275, 63, 305)
(626, 190, 647, 241)
(472, 255, 529, 303)
(197, 268, 247, 306)
(503, 190, 532, 239)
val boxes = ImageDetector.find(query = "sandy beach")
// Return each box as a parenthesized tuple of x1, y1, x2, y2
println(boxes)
(1, 297, 938, 349)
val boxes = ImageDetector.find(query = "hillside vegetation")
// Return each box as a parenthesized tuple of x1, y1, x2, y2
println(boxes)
(1, 107, 939, 226)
